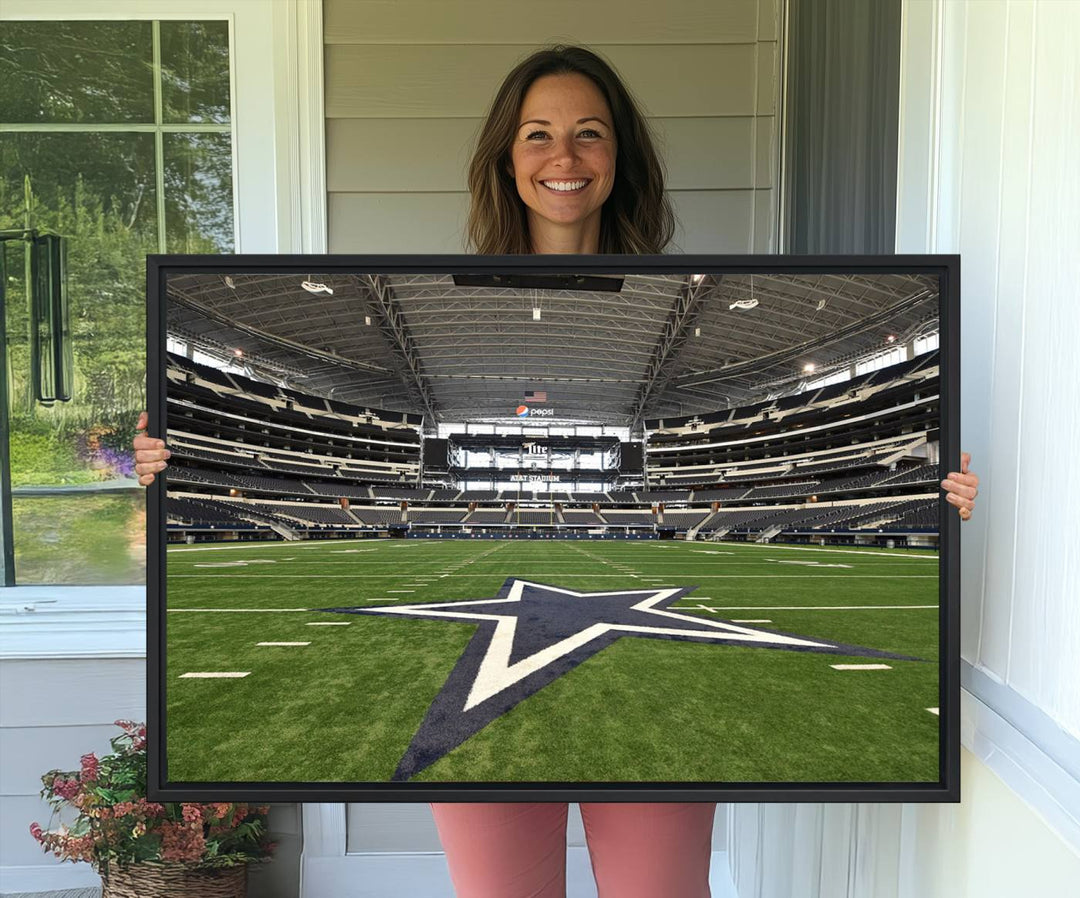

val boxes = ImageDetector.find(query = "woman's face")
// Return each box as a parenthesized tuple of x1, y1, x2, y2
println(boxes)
(508, 73, 617, 241)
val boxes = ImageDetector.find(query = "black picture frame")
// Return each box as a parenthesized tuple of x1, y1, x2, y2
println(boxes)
(147, 253, 960, 803)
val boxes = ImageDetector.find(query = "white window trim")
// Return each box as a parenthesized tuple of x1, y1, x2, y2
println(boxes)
(0, 0, 326, 650)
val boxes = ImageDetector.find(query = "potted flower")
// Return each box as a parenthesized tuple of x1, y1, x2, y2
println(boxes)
(30, 720, 275, 897)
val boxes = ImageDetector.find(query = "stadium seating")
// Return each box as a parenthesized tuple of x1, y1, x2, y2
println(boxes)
(406, 509, 468, 524)
(466, 510, 511, 524)
(167, 347, 942, 546)
(659, 510, 710, 527)
(562, 511, 604, 525)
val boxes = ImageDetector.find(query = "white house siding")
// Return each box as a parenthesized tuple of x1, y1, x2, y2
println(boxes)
(324, 0, 781, 255)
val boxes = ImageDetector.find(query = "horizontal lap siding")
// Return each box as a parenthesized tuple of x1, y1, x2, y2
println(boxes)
(325, 45, 760, 118)
(0, 659, 145, 868)
(325, 1, 780, 254)
(329, 189, 760, 254)
(327, 117, 770, 192)
(324, 0, 763, 45)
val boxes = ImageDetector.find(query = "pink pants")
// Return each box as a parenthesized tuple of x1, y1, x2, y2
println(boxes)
(430, 802, 716, 898)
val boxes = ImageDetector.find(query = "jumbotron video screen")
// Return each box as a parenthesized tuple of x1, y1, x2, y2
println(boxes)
(148, 256, 960, 802)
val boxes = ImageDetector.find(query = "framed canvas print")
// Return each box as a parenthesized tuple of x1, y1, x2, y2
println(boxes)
(147, 254, 960, 802)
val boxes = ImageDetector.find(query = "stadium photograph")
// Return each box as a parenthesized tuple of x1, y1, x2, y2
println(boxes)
(156, 262, 947, 792)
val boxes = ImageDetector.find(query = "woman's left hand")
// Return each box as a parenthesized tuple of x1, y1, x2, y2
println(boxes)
(941, 452, 979, 521)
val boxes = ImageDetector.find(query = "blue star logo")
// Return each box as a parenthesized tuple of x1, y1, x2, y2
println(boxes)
(320, 579, 923, 781)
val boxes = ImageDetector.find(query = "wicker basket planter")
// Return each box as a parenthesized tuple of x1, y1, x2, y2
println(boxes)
(100, 862, 247, 898)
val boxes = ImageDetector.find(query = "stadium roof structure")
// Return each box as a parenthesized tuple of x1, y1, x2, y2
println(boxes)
(166, 270, 939, 431)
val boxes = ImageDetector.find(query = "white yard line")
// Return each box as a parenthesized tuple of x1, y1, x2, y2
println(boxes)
(179, 671, 250, 678)
(735, 544, 938, 560)
(684, 575, 937, 579)
(390, 560, 936, 566)
(674, 604, 937, 611)
(168, 608, 310, 612)
(168, 544, 292, 552)
(169, 573, 938, 579)
(830, 664, 893, 670)
(256, 641, 310, 646)
(171, 560, 441, 566)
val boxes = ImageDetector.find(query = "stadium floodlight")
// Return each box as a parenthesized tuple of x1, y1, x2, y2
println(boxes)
(533, 306, 542, 321)
(301, 279, 334, 295)
(730, 273, 760, 312)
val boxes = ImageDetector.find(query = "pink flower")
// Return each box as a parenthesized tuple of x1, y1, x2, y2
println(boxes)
(136, 799, 166, 818)
(112, 800, 135, 818)
(160, 821, 206, 863)
(52, 777, 80, 801)
(80, 753, 99, 782)
(29, 822, 44, 842)
(209, 802, 232, 819)
(181, 804, 203, 824)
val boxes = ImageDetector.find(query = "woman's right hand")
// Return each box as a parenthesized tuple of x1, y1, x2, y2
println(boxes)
(133, 411, 170, 486)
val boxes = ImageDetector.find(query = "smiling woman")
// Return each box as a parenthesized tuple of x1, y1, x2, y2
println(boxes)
(509, 73, 617, 252)
(466, 45, 675, 255)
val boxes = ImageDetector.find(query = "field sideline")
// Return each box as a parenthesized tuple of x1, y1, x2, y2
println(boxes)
(164, 538, 941, 785)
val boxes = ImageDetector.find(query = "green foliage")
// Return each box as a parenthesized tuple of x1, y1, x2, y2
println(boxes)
(7, 427, 93, 486)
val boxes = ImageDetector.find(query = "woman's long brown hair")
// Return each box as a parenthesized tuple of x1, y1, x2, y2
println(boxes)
(466, 46, 676, 255)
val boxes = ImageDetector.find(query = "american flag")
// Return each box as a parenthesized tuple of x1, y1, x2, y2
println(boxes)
(524, 390, 547, 403)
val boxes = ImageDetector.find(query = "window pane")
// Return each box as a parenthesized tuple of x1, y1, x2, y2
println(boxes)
(164, 133, 234, 252)
(160, 21, 231, 124)
(0, 21, 154, 123)
(1, 20, 234, 587)
(2, 132, 155, 585)
(11, 493, 146, 585)
(0, 133, 159, 238)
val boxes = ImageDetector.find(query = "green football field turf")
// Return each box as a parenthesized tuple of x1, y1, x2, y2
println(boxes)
(164, 537, 942, 785)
